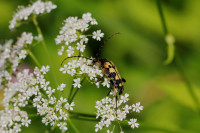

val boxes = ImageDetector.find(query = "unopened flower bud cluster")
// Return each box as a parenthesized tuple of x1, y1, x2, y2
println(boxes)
(55, 13, 104, 56)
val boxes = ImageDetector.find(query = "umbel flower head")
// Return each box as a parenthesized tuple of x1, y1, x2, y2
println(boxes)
(0, 32, 42, 90)
(55, 12, 104, 56)
(95, 93, 143, 132)
(9, 0, 57, 30)
(0, 66, 74, 132)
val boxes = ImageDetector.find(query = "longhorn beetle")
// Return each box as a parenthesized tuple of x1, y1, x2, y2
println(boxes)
(61, 33, 126, 111)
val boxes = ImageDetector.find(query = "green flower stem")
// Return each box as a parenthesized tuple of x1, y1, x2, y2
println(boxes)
(69, 111, 96, 118)
(69, 77, 86, 104)
(69, 87, 80, 104)
(32, 15, 58, 86)
(67, 53, 82, 101)
(156, 0, 168, 35)
(175, 54, 200, 112)
(28, 114, 39, 117)
(156, 0, 175, 65)
(27, 49, 41, 68)
(68, 79, 75, 101)
(68, 118, 80, 133)
(69, 110, 98, 122)
(70, 116, 98, 121)
(32, 15, 47, 50)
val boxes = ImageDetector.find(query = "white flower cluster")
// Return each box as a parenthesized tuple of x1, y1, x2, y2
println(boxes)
(0, 66, 74, 132)
(0, 107, 31, 133)
(1, 69, 35, 132)
(0, 32, 41, 90)
(95, 93, 143, 132)
(55, 13, 104, 56)
(60, 57, 111, 88)
(33, 66, 74, 131)
(9, 0, 57, 30)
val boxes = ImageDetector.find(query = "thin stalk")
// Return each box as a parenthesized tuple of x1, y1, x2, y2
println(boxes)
(68, 118, 80, 133)
(28, 114, 39, 117)
(175, 54, 200, 112)
(70, 117, 98, 121)
(69, 87, 80, 104)
(67, 54, 81, 101)
(156, 0, 168, 35)
(27, 50, 41, 68)
(68, 80, 75, 101)
(156, 0, 175, 65)
(32, 15, 58, 86)
(69, 77, 86, 104)
(69, 111, 96, 118)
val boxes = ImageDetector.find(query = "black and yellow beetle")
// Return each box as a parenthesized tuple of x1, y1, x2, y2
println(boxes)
(61, 56, 126, 109)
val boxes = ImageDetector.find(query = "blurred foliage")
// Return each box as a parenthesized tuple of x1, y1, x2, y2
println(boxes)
(1, 0, 200, 133)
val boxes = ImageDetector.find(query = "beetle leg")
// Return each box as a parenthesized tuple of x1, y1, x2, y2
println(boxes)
(95, 68, 106, 83)
(113, 85, 118, 115)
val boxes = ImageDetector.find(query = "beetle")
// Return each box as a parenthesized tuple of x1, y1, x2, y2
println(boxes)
(61, 56, 126, 110)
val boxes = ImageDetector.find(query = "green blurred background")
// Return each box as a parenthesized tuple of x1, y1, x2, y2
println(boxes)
(1, 0, 200, 133)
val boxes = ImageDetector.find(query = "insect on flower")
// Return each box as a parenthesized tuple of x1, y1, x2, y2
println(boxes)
(61, 32, 125, 112)
(61, 56, 126, 110)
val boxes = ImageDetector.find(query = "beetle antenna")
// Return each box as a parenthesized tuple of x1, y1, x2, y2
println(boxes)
(96, 32, 120, 57)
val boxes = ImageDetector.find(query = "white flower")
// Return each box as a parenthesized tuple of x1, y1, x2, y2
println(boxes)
(21, 32, 34, 44)
(40, 81, 50, 90)
(91, 18, 98, 25)
(57, 122, 68, 131)
(35, 34, 43, 41)
(120, 93, 129, 103)
(132, 102, 143, 113)
(59, 110, 68, 120)
(19, 50, 27, 59)
(128, 119, 139, 129)
(73, 78, 81, 88)
(107, 130, 113, 133)
(13, 123, 22, 132)
(77, 42, 86, 52)
(80, 35, 88, 43)
(64, 102, 75, 110)
(95, 121, 104, 132)
(58, 46, 65, 55)
(117, 111, 126, 121)
(21, 117, 31, 127)
(66, 46, 74, 57)
(82, 12, 92, 22)
(46, 87, 55, 97)
(40, 65, 50, 74)
(123, 105, 132, 113)
(102, 78, 110, 88)
(60, 64, 68, 74)
(57, 83, 66, 91)
(92, 30, 104, 41)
